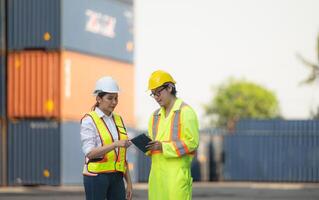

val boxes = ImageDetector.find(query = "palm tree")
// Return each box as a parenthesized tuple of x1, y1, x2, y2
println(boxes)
(296, 34, 319, 84)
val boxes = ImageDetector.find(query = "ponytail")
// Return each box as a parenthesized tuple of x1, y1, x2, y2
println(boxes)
(91, 92, 108, 111)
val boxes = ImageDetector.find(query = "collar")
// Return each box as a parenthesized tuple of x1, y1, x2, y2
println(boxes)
(159, 98, 183, 116)
(95, 107, 113, 119)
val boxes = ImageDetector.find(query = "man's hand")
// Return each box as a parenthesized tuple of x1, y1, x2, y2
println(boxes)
(146, 141, 162, 151)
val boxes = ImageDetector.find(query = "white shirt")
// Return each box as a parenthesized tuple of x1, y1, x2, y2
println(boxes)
(80, 107, 119, 156)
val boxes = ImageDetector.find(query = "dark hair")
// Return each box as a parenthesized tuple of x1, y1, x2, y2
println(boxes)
(164, 83, 177, 96)
(91, 92, 108, 111)
(171, 86, 177, 96)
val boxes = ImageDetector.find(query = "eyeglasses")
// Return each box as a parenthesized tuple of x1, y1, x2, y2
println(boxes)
(150, 85, 168, 98)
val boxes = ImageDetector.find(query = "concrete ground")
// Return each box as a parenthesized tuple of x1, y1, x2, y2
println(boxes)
(0, 182, 319, 200)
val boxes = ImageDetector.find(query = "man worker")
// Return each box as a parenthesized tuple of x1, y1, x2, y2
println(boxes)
(145, 70, 199, 200)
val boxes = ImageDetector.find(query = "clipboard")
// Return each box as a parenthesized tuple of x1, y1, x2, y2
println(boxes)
(131, 134, 152, 153)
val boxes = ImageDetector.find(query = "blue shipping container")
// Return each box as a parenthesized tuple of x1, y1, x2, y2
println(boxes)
(0, 55, 5, 119)
(61, 122, 84, 185)
(8, 0, 133, 63)
(0, 119, 6, 185)
(235, 119, 319, 135)
(0, 0, 5, 52)
(224, 120, 319, 182)
(8, 120, 61, 186)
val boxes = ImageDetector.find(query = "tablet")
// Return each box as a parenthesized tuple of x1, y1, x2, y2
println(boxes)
(131, 134, 152, 153)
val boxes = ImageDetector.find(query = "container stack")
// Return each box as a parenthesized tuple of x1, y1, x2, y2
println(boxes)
(0, 0, 6, 186)
(6, 0, 134, 185)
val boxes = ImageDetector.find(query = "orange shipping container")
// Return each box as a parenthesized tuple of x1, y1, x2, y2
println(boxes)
(7, 51, 135, 126)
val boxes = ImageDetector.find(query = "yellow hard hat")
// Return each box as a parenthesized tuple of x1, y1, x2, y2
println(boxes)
(148, 70, 176, 90)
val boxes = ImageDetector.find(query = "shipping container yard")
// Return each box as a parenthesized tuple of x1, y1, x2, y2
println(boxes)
(0, 0, 318, 195)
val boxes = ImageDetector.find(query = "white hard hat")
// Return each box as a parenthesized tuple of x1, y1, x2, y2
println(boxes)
(93, 76, 120, 95)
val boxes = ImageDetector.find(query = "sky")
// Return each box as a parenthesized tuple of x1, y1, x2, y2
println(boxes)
(134, 0, 319, 129)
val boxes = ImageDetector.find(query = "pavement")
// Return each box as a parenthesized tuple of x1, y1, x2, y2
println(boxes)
(1, 182, 319, 194)
(0, 182, 319, 200)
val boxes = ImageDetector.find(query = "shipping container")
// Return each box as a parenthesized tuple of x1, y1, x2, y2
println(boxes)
(235, 119, 319, 135)
(0, 119, 7, 186)
(0, 55, 5, 118)
(7, 50, 135, 126)
(7, 51, 61, 119)
(7, 119, 140, 186)
(8, 119, 61, 185)
(0, 0, 5, 52)
(8, 0, 133, 63)
(59, 51, 135, 125)
(223, 129, 319, 182)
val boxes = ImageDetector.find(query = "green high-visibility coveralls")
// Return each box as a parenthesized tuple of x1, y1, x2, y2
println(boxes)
(147, 98, 199, 200)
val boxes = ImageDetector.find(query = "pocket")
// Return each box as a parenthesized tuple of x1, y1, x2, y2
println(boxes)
(118, 127, 127, 135)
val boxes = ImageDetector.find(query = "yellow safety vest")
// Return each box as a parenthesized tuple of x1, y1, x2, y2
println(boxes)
(147, 98, 199, 200)
(83, 111, 128, 175)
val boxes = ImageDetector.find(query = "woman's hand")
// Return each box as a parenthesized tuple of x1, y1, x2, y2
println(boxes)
(114, 140, 132, 148)
(126, 182, 133, 200)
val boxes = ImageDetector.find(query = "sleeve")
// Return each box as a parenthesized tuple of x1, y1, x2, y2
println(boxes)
(162, 106, 199, 158)
(80, 116, 99, 156)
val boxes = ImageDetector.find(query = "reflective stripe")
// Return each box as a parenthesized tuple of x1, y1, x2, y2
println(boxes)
(171, 110, 181, 140)
(175, 140, 189, 155)
(171, 103, 190, 156)
(152, 109, 160, 139)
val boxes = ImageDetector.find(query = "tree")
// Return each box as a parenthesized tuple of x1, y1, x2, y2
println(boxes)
(296, 33, 319, 119)
(296, 34, 319, 84)
(204, 79, 280, 131)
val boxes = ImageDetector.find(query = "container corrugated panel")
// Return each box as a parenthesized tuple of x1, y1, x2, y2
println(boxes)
(61, 121, 84, 185)
(8, 119, 61, 185)
(7, 51, 61, 119)
(8, 0, 133, 63)
(223, 131, 319, 182)
(0, 0, 5, 52)
(0, 55, 5, 118)
(7, 0, 61, 50)
(62, 0, 134, 63)
(235, 119, 319, 135)
(0, 119, 7, 186)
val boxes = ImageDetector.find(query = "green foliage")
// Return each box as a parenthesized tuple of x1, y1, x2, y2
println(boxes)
(205, 79, 280, 130)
